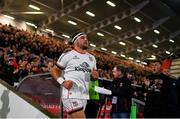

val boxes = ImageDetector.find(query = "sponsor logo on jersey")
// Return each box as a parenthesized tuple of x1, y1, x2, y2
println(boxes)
(72, 55, 80, 59)
(75, 62, 91, 73)
(72, 101, 78, 107)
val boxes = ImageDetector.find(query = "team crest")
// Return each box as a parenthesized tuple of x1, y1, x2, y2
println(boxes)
(72, 101, 78, 107)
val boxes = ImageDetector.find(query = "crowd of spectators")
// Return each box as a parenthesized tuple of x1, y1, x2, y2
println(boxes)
(0, 23, 179, 118)
(0, 24, 63, 85)
(0, 23, 177, 101)
(0, 23, 152, 84)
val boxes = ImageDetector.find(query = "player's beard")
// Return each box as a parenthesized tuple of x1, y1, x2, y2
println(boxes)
(79, 41, 88, 50)
(81, 44, 88, 50)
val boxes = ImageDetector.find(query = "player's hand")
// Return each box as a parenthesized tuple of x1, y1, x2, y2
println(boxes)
(91, 68, 99, 80)
(63, 80, 73, 90)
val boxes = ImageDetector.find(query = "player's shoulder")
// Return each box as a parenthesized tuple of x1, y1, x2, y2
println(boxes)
(87, 52, 95, 57)
(86, 52, 96, 60)
(62, 49, 73, 55)
(59, 50, 73, 59)
(63, 48, 73, 53)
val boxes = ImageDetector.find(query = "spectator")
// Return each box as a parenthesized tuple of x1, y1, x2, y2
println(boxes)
(110, 65, 132, 118)
(144, 61, 172, 118)
(85, 78, 100, 118)
(0, 48, 5, 78)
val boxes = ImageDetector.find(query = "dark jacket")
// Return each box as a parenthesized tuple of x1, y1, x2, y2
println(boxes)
(110, 76, 132, 113)
(144, 73, 174, 118)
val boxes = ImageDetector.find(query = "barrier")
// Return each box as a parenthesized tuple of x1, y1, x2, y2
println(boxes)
(131, 98, 145, 118)
(16, 73, 63, 117)
(0, 79, 53, 118)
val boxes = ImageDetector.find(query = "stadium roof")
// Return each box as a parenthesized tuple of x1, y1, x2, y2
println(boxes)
(1, 0, 180, 62)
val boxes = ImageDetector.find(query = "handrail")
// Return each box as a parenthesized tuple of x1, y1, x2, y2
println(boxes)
(0, 79, 57, 118)
(132, 98, 145, 106)
(17, 73, 51, 90)
(14, 73, 62, 117)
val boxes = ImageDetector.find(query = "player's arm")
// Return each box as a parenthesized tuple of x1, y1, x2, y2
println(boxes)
(50, 65, 62, 82)
(50, 65, 73, 90)
(91, 56, 99, 80)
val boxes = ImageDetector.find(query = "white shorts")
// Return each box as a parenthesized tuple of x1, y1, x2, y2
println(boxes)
(62, 98, 87, 114)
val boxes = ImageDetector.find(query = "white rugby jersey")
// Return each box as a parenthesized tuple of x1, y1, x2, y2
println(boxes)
(57, 50, 97, 99)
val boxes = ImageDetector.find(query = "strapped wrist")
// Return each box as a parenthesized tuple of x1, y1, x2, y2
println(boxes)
(57, 77, 65, 84)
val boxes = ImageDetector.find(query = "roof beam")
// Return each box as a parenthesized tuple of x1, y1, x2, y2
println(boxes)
(38, 0, 93, 29)
(0, 0, 12, 13)
(153, 46, 180, 59)
(101, 16, 169, 47)
(68, 15, 131, 43)
(139, 45, 180, 61)
(98, 17, 169, 60)
(80, 0, 149, 34)
(125, 30, 180, 54)
(123, 29, 177, 60)
(120, 0, 174, 60)
(0, 0, 5, 12)
(123, 0, 172, 34)
(125, 47, 163, 61)
(31, 0, 57, 11)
